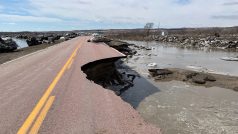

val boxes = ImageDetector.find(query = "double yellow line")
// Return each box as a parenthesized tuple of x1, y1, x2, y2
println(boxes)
(17, 45, 80, 134)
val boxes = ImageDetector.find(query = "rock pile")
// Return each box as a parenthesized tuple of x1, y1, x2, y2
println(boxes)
(155, 36, 238, 49)
(184, 72, 216, 84)
(18, 32, 79, 46)
(0, 37, 18, 52)
(148, 68, 217, 85)
(89, 36, 136, 55)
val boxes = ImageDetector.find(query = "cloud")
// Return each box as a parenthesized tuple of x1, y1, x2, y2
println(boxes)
(223, 1, 238, 6)
(0, 14, 62, 22)
(212, 15, 238, 20)
(1, 0, 238, 31)
(175, 0, 191, 5)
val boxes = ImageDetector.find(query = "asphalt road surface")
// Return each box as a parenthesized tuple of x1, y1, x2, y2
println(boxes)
(0, 37, 160, 134)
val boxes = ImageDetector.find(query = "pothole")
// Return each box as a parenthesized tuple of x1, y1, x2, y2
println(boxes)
(81, 57, 139, 95)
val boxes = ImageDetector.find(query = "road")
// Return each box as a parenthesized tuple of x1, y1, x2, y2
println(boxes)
(0, 37, 160, 134)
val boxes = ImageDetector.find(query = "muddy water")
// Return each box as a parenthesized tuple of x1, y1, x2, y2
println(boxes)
(121, 41, 238, 134)
(126, 41, 238, 76)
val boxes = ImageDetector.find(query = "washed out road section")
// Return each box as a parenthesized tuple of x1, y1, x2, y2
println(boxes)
(0, 36, 160, 133)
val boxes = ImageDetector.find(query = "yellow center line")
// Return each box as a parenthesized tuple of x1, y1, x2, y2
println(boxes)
(17, 44, 81, 134)
(67, 59, 74, 70)
(29, 96, 55, 134)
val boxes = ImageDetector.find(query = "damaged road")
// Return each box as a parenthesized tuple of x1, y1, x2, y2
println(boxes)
(83, 36, 141, 95)
(0, 36, 160, 133)
(82, 58, 139, 95)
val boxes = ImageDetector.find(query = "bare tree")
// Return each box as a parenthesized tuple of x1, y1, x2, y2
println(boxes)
(144, 23, 154, 38)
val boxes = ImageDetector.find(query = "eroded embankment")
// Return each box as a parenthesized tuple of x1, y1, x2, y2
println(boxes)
(149, 68, 238, 91)
(81, 57, 139, 95)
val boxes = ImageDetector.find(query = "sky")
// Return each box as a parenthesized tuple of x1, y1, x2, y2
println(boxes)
(0, 0, 238, 31)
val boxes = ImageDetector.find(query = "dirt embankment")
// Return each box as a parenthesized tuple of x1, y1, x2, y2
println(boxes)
(148, 68, 238, 92)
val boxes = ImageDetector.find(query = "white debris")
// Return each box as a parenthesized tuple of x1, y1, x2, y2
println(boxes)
(220, 57, 238, 61)
(147, 62, 157, 67)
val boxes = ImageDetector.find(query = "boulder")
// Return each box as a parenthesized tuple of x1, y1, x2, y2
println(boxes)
(27, 37, 40, 46)
(233, 87, 238, 92)
(0, 37, 4, 43)
(205, 75, 216, 82)
(47, 37, 55, 43)
(91, 36, 111, 43)
(67, 32, 78, 39)
(16, 35, 28, 39)
(192, 75, 206, 84)
(148, 69, 173, 77)
(0, 38, 18, 52)
(226, 41, 237, 49)
(191, 73, 216, 84)
(185, 72, 198, 79)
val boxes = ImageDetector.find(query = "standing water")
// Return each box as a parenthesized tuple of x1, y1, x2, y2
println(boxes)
(121, 41, 238, 134)
(12, 38, 28, 48)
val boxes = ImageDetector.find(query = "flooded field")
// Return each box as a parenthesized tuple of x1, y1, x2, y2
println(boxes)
(121, 41, 238, 134)
(126, 41, 238, 76)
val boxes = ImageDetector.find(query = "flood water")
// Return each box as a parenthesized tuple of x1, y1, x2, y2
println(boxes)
(12, 38, 28, 48)
(126, 41, 238, 76)
(121, 41, 238, 134)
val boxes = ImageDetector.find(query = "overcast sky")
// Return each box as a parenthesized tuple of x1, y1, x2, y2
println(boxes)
(0, 0, 238, 31)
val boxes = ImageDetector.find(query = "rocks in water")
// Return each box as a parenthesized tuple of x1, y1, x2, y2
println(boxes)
(205, 75, 216, 82)
(145, 47, 152, 50)
(192, 75, 206, 84)
(185, 72, 198, 79)
(149, 68, 217, 85)
(186, 73, 216, 84)
(0, 37, 18, 52)
(148, 69, 173, 77)
(233, 87, 238, 92)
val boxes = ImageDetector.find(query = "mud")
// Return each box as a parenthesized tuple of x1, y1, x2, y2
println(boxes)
(149, 68, 238, 92)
